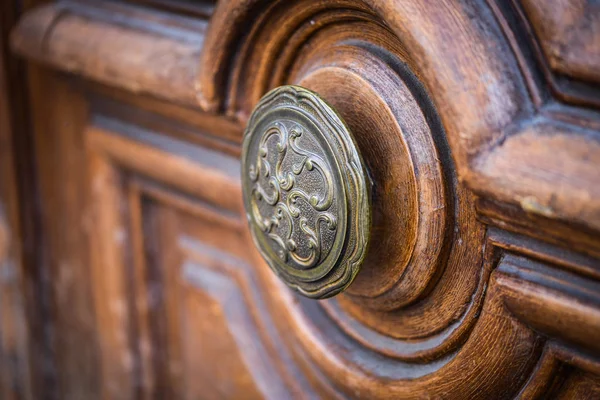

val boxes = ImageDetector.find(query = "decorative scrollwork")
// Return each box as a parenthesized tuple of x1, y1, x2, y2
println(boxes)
(242, 85, 371, 299)
(249, 122, 338, 269)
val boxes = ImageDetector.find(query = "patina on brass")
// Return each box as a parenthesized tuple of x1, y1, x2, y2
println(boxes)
(241, 85, 371, 299)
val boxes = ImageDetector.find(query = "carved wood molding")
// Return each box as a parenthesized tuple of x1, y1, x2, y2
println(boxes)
(519, 0, 600, 86)
(11, 1, 208, 107)
(11, 0, 600, 237)
(199, 0, 600, 238)
(85, 107, 600, 397)
(9, 0, 600, 397)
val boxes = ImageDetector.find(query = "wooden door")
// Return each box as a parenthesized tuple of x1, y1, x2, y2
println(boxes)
(3, 0, 600, 399)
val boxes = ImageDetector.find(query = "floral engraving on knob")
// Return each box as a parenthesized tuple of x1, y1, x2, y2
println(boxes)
(242, 85, 371, 299)
(249, 122, 338, 269)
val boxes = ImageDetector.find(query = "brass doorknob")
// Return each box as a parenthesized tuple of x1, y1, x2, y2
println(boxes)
(241, 85, 371, 299)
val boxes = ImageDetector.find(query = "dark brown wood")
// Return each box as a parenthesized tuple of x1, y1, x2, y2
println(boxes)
(1, 0, 54, 398)
(0, 18, 32, 400)
(4, 0, 600, 398)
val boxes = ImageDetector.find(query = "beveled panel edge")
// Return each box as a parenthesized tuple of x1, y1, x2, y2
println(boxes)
(198, 0, 600, 240)
(10, 0, 600, 248)
(10, 1, 206, 108)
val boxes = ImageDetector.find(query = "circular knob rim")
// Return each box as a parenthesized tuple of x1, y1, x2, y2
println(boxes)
(241, 85, 371, 299)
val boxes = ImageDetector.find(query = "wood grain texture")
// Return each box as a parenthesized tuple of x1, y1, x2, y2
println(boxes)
(1, 1, 57, 398)
(520, 0, 600, 84)
(11, 0, 208, 107)
(11, 0, 600, 232)
(198, 0, 600, 237)
(28, 69, 102, 399)
(0, 11, 32, 397)
(5, 0, 600, 398)
(83, 122, 334, 398)
(87, 152, 137, 399)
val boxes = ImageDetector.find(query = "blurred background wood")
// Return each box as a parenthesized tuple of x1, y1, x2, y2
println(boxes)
(3, 0, 600, 398)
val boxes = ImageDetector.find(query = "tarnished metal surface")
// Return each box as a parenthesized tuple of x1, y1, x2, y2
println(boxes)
(242, 85, 371, 298)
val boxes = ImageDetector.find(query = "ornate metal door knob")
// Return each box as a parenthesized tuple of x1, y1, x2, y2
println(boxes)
(241, 85, 371, 299)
